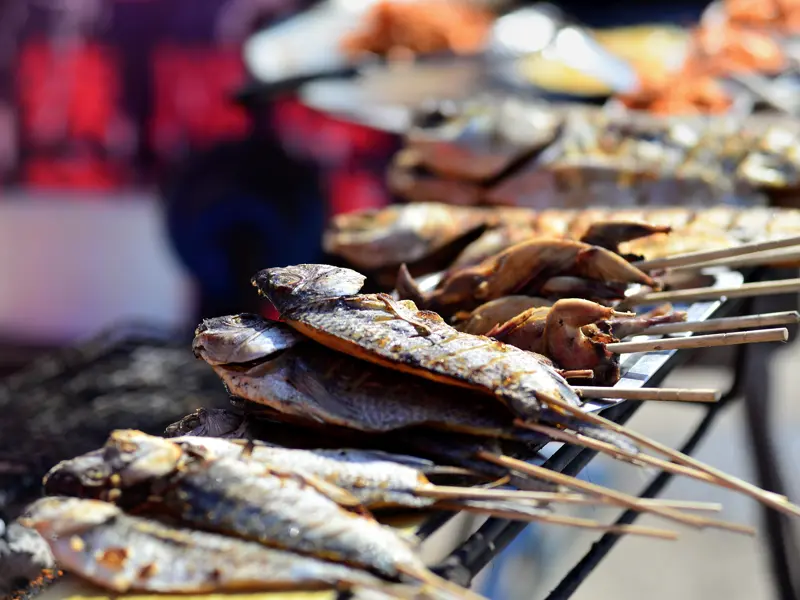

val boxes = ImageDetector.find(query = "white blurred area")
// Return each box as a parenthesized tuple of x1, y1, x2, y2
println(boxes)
(0, 191, 194, 343)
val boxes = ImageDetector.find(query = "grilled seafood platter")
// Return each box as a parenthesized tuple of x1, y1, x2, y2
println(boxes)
(16, 257, 800, 598)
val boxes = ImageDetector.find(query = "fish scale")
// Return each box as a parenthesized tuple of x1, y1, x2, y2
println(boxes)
(22, 497, 391, 595)
(254, 265, 581, 420)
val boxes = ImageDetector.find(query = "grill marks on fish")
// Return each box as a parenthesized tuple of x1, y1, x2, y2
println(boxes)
(161, 457, 428, 581)
(255, 266, 581, 421)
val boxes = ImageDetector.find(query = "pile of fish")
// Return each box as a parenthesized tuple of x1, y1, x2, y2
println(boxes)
(20, 258, 800, 597)
(389, 97, 800, 209)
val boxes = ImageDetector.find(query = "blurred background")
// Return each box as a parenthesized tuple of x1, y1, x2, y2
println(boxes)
(1, 1, 799, 599)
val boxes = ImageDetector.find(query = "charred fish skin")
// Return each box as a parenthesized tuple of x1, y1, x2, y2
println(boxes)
(21, 497, 389, 595)
(200, 334, 518, 439)
(252, 264, 582, 420)
(43, 433, 431, 583)
(159, 456, 427, 581)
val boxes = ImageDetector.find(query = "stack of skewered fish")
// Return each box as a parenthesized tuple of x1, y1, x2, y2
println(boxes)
(388, 97, 800, 210)
(20, 223, 800, 597)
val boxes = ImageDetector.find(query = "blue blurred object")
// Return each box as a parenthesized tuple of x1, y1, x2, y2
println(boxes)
(162, 136, 326, 319)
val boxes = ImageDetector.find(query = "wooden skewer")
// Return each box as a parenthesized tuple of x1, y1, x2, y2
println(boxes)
(672, 248, 800, 271)
(605, 328, 788, 354)
(638, 311, 800, 336)
(440, 501, 678, 539)
(419, 485, 721, 511)
(559, 369, 595, 379)
(533, 391, 800, 519)
(516, 421, 721, 489)
(573, 386, 721, 403)
(632, 234, 800, 271)
(439, 502, 678, 540)
(623, 278, 800, 306)
(477, 452, 753, 534)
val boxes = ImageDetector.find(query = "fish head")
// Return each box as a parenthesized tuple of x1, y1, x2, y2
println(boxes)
(43, 449, 114, 499)
(165, 408, 244, 438)
(102, 430, 184, 487)
(21, 497, 119, 538)
(252, 264, 366, 312)
(192, 314, 304, 365)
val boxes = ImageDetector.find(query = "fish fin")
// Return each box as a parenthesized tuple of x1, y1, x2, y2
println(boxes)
(395, 264, 427, 307)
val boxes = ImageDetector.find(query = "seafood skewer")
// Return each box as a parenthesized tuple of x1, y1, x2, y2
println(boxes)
(36, 433, 483, 598)
(21, 497, 426, 597)
(43, 431, 679, 540)
(252, 264, 800, 523)
(396, 239, 657, 317)
(191, 318, 760, 530)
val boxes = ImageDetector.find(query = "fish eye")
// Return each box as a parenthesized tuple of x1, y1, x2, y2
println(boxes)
(84, 467, 108, 481)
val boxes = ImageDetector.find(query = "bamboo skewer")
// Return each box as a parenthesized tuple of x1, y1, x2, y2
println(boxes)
(605, 328, 788, 354)
(419, 485, 722, 511)
(477, 452, 753, 534)
(534, 392, 800, 518)
(637, 311, 800, 336)
(623, 278, 800, 306)
(632, 234, 800, 271)
(672, 248, 800, 271)
(573, 386, 721, 403)
(437, 502, 679, 539)
(439, 502, 678, 539)
(516, 421, 721, 487)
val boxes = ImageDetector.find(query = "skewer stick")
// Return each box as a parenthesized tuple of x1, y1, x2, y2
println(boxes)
(623, 278, 800, 307)
(516, 421, 720, 486)
(533, 392, 800, 518)
(605, 328, 788, 354)
(672, 248, 800, 271)
(477, 452, 753, 534)
(418, 485, 722, 511)
(632, 234, 800, 271)
(559, 369, 595, 379)
(637, 311, 800, 336)
(438, 502, 678, 540)
(573, 386, 721, 403)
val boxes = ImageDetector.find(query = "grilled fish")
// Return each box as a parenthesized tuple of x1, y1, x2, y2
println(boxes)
(21, 497, 422, 596)
(39, 431, 470, 592)
(395, 239, 656, 316)
(253, 264, 582, 420)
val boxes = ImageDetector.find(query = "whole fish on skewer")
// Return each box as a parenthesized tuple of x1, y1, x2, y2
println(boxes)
(21, 497, 441, 598)
(37, 433, 481, 598)
(187, 315, 763, 531)
(252, 263, 800, 521)
(42, 431, 682, 539)
(396, 239, 657, 317)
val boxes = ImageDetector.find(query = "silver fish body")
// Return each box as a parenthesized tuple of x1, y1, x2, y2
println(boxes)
(22, 497, 390, 594)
